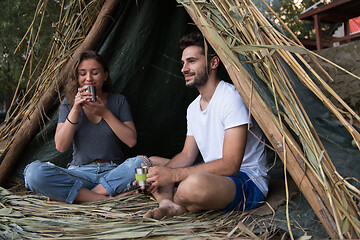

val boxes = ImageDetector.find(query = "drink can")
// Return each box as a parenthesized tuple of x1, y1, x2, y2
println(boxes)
(135, 166, 148, 186)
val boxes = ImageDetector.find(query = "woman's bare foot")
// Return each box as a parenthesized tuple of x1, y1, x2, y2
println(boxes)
(149, 156, 169, 166)
(47, 198, 61, 202)
(143, 199, 186, 220)
(113, 189, 138, 198)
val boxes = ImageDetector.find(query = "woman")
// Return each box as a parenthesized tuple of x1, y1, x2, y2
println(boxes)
(24, 50, 152, 203)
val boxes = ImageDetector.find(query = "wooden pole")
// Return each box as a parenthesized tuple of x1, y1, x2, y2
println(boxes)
(314, 14, 323, 50)
(0, 0, 121, 186)
(183, 6, 341, 239)
(344, 19, 351, 44)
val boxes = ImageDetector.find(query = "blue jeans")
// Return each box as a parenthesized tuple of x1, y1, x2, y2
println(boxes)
(23, 156, 148, 203)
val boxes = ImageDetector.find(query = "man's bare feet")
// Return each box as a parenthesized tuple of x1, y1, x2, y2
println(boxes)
(143, 199, 186, 220)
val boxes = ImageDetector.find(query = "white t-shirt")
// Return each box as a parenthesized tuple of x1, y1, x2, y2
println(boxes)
(186, 81, 269, 196)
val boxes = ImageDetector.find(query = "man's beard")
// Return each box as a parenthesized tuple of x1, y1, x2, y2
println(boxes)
(185, 67, 209, 88)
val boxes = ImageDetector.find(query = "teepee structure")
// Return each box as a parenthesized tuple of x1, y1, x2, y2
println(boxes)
(0, 0, 359, 238)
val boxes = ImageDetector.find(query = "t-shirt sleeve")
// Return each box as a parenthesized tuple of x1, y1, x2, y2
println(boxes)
(58, 98, 71, 123)
(186, 107, 193, 136)
(223, 89, 251, 130)
(116, 95, 133, 123)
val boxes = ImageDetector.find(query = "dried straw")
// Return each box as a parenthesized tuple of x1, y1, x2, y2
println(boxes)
(0, 187, 283, 239)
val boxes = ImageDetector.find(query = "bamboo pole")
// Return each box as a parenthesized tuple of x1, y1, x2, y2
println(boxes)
(0, 0, 121, 186)
(182, 3, 347, 238)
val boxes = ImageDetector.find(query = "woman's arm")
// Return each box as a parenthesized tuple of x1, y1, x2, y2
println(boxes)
(82, 96, 137, 148)
(54, 108, 80, 152)
(102, 109, 137, 147)
(54, 92, 85, 152)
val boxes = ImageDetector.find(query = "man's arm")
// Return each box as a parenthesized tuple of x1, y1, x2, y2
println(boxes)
(146, 135, 199, 186)
(148, 124, 247, 187)
(167, 135, 199, 168)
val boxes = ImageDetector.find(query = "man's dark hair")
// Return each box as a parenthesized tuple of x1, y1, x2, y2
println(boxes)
(179, 32, 217, 61)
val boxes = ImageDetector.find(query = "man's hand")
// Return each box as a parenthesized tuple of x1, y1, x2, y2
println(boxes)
(132, 166, 174, 193)
(147, 166, 176, 187)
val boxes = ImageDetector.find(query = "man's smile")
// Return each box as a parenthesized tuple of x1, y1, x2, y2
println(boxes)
(184, 72, 195, 81)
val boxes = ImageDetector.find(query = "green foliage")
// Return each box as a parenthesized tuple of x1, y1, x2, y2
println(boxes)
(0, 0, 60, 110)
(253, 0, 340, 40)
(267, 0, 316, 38)
(272, 0, 339, 39)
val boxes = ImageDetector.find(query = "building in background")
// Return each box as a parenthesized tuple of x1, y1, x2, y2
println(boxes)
(298, 0, 360, 50)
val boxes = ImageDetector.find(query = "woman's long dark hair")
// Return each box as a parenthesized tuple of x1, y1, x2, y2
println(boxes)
(64, 50, 114, 105)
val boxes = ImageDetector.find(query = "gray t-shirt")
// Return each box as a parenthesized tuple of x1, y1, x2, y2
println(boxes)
(58, 93, 133, 166)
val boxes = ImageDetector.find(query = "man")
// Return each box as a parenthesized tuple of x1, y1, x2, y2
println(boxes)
(144, 32, 269, 219)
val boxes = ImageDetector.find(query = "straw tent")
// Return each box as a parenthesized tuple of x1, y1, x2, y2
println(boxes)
(0, 0, 359, 239)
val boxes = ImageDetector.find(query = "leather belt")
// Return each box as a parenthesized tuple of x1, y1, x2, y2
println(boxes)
(92, 159, 112, 164)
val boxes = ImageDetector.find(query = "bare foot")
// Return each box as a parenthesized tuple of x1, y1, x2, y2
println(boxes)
(47, 198, 61, 202)
(143, 199, 186, 220)
(113, 189, 138, 198)
(148, 156, 169, 166)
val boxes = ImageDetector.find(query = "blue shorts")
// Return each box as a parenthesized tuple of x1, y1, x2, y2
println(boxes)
(222, 171, 265, 212)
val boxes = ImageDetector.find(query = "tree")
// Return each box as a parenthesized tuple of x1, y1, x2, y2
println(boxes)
(269, 0, 339, 39)
(0, 0, 60, 112)
(253, 0, 282, 22)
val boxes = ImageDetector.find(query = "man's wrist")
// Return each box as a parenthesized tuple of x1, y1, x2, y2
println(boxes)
(172, 168, 187, 183)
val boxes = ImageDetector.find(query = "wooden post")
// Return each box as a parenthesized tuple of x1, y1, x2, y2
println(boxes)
(0, 0, 121, 186)
(183, 6, 341, 239)
(314, 14, 323, 50)
(344, 19, 351, 43)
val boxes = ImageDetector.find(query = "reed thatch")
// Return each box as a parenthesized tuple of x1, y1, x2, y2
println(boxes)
(0, 186, 289, 239)
(0, 0, 359, 239)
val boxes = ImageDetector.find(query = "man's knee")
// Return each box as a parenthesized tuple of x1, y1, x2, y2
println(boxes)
(174, 172, 209, 205)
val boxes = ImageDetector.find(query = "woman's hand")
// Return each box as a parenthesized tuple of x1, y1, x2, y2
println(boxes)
(75, 86, 90, 111)
(82, 96, 109, 117)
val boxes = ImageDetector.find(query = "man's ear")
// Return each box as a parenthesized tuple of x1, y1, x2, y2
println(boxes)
(210, 56, 220, 69)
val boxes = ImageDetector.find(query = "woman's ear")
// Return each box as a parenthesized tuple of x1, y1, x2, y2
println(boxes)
(104, 71, 109, 81)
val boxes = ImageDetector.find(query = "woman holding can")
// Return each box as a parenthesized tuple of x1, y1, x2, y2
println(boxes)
(23, 50, 152, 203)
